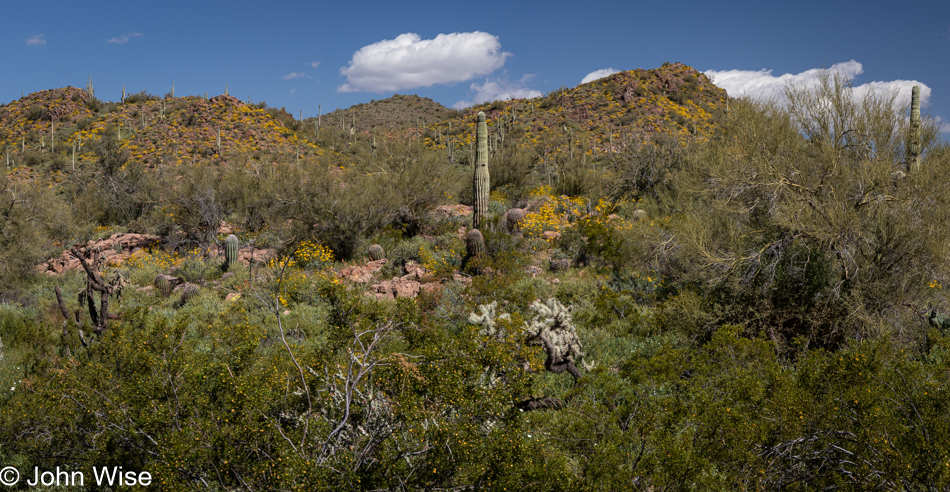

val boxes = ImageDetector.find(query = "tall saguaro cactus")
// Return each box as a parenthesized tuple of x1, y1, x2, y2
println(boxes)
(473, 111, 490, 229)
(907, 85, 922, 173)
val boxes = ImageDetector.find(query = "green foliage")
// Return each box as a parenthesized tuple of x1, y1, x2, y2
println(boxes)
(0, 176, 75, 286)
(643, 72, 950, 351)
(2, 65, 950, 489)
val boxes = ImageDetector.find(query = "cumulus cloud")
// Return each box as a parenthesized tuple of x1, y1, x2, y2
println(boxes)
(107, 31, 143, 44)
(453, 75, 542, 109)
(283, 72, 309, 80)
(309, 61, 321, 69)
(339, 32, 510, 93)
(936, 116, 950, 134)
(705, 60, 931, 110)
(25, 34, 45, 46)
(581, 68, 620, 85)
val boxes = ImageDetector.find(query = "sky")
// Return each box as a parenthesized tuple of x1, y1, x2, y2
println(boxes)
(3, 0, 948, 132)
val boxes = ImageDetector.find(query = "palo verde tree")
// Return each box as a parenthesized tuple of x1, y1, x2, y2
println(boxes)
(656, 69, 948, 351)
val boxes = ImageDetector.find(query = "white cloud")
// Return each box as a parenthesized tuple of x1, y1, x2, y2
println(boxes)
(289, 88, 296, 95)
(339, 31, 510, 93)
(935, 116, 950, 133)
(283, 72, 309, 80)
(581, 67, 620, 85)
(309, 61, 321, 69)
(705, 61, 931, 110)
(25, 34, 45, 46)
(107, 31, 143, 44)
(453, 75, 542, 109)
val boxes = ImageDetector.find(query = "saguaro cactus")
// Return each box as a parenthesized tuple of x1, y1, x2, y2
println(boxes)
(907, 85, 922, 173)
(473, 112, 490, 229)
(224, 234, 239, 271)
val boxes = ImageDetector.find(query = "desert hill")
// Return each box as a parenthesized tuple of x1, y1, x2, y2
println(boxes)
(0, 63, 726, 178)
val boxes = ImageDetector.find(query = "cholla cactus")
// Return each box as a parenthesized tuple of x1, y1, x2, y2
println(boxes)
(467, 297, 584, 382)
(468, 301, 511, 338)
(525, 298, 584, 381)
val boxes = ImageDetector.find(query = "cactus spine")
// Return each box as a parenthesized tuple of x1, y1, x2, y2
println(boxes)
(224, 234, 239, 271)
(368, 244, 386, 261)
(907, 85, 921, 173)
(473, 111, 490, 229)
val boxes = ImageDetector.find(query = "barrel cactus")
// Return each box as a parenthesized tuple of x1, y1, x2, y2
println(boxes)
(466, 229, 486, 259)
(368, 244, 386, 261)
(154, 274, 181, 298)
(178, 283, 200, 307)
(505, 208, 525, 232)
(464, 229, 487, 274)
(224, 234, 239, 271)
(473, 112, 490, 229)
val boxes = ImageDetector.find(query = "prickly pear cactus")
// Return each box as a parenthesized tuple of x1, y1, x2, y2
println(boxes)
(224, 234, 239, 271)
(368, 244, 386, 261)
(473, 112, 490, 229)
(929, 309, 950, 330)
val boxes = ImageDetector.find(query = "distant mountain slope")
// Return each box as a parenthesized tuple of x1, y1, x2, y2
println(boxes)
(0, 63, 726, 176)
(0, 88, 321, 169)
(311, 94, 459, 131)
(425, 62, 728, 156)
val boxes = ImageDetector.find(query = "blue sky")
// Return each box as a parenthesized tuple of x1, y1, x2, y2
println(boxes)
(3, 0, 948, 131)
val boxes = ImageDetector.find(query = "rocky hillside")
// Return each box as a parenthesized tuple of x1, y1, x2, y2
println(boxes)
(311, 94, 459, 132)
(425, 63, 728, 156)
(0, 88, 321, 173)
(0, 63, 726, 178)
